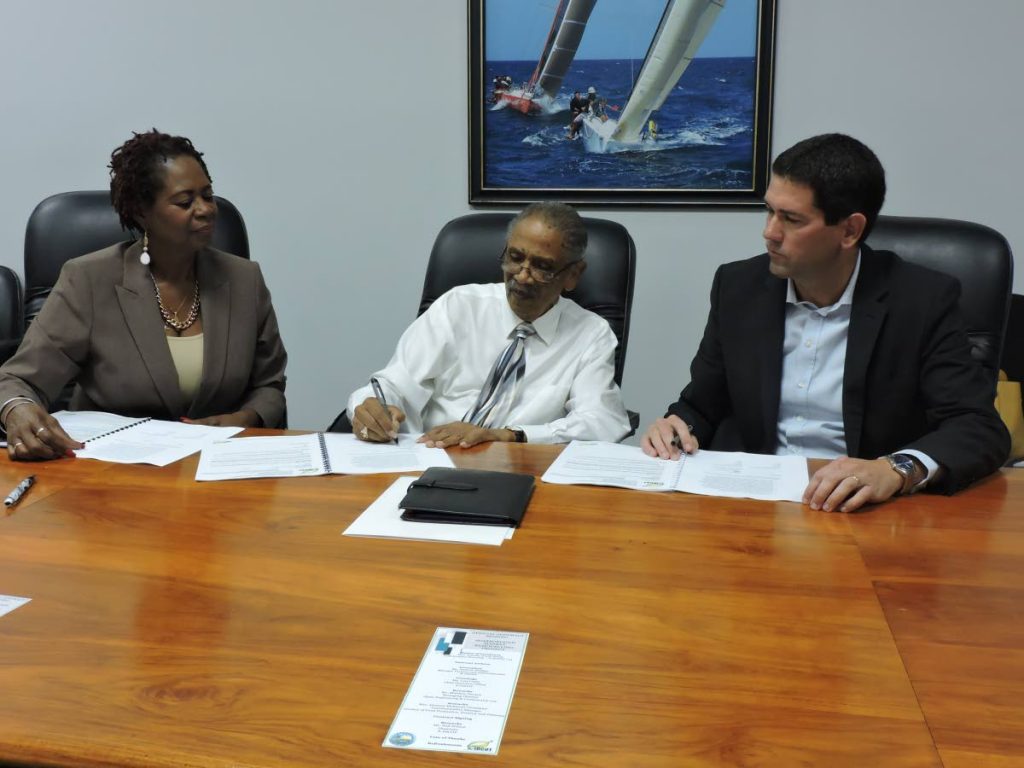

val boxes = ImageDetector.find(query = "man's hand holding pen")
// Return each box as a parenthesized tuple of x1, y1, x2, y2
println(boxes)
(641, 415, 699, 460)
(353, 386, 405, 443)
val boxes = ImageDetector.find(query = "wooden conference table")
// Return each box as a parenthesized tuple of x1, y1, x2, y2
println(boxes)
(0, 433, 1021, 767)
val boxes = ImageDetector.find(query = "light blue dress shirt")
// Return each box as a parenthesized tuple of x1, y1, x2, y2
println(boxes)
(775, 254, 937, 488)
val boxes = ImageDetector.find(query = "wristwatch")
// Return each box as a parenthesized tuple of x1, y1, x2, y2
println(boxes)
(506, 427, 527, 443)
(884, 453, 926, 495)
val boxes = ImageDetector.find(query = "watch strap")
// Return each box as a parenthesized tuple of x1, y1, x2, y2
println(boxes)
(885, 453, 925, 495)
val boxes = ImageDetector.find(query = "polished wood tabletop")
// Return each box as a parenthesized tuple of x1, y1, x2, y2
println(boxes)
(0, 436, 1020, 767)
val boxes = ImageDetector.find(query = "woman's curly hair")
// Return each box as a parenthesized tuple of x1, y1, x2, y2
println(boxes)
(108, 129, 211, 232)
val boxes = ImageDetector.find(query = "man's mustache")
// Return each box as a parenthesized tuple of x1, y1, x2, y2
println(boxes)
(506, 279, 539, 297)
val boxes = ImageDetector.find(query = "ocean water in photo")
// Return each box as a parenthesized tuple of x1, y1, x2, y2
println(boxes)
(483, 57, 756, 190)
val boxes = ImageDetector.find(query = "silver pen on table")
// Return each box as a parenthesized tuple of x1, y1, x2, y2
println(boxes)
(370, 376, 399, 444)
(4, 475, 36, 508)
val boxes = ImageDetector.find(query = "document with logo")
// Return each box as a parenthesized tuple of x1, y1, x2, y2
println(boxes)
(0, 595, 31, 619)
(384, 627, 528, 756)
(542, 440, 808, 502)
(53, 410, 243, 466)
(195, 433, 454, 480)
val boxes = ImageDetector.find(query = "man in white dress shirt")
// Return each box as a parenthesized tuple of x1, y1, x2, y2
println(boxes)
(348, 202, 631, 448)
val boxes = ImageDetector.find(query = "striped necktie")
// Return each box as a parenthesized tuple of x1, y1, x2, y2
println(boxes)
(463, 322, 537, 428)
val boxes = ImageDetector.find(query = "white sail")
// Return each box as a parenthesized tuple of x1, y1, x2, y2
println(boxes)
(534, 0, 598, 99)
(610, 0, 725, 142)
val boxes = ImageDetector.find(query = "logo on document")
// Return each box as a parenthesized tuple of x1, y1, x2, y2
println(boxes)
(434, 630, 467, 656)
(388, 731, 415, 747)
(467, 740, 493, 752)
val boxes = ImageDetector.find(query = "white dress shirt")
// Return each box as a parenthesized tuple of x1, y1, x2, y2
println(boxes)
(347, 283, 630, 444)
(776, 254, 937, 486)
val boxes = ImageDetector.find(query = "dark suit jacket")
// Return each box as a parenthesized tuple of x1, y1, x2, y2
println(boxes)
(666, 246, 1009, 494)
(0, 240, 287, 427)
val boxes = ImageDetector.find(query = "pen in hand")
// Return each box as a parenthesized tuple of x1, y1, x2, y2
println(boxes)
(370, 377, 399, 444)
(4, 475, 36, 508)
(671, 423, 697, 455)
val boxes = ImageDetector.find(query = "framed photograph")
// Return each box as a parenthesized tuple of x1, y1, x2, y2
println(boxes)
(469, 0, 777, 207)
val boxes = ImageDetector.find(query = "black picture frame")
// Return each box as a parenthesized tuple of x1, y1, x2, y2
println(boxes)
(469, 0, 777, 207)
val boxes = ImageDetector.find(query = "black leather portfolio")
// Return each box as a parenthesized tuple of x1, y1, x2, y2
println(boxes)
(399, 467, 535, 527)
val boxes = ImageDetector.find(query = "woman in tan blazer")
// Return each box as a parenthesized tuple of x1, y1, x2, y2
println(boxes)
(0, 130, 287, 460)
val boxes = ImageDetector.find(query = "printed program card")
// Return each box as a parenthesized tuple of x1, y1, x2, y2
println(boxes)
(383, 627, 528, 756)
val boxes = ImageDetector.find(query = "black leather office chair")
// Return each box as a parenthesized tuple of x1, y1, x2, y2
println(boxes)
(24, 190, 249, 326)
(0, 266, 24, 366)
(867, 215, 1014, 378)
(328, 212, 638, 433)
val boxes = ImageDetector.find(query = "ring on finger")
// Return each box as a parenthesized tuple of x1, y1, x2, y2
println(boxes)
(13, 441, 24, 448)
(848, 475, 860, 486)
(35, 426, 47, 435)
(360, 426, 369, 439)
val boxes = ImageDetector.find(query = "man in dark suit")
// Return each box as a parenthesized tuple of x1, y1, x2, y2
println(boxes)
(642, 133, 1009, 513)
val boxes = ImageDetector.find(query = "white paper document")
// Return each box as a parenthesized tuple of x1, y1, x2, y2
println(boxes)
(384, 627, 528, 756)
(0, 595, 31, 618)
(542, 440, 809, 502)
(343, 476, 513, 545)
(324, 433, 455, 474)
(195, 433, 454, 481)
(53, 410, 243, 466)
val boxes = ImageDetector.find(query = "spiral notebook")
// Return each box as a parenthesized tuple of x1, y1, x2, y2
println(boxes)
(52, 410, 244, 466)
(194, 433, 455, 481)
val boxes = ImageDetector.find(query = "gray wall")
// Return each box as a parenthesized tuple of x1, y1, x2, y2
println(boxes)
(1, 1, 1021, 433)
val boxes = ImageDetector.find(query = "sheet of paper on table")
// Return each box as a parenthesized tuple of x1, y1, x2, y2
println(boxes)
(0, 595, 31, 619)
(542, 440, 808, 502)
(195, 433, 454, 480)
(343, 476, 514, 546)
(383, 627, 528, 756)
(53, 410, 243, 466)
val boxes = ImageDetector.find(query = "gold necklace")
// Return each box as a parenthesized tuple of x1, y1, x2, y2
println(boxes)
(169, 290, 191, 318)
(152, 274, 200, 334)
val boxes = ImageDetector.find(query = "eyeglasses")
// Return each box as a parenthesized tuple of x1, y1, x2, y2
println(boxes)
(499, 248, 582, 284)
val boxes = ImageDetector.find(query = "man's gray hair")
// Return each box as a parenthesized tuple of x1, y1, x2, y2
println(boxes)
(507, 202, 588, 263)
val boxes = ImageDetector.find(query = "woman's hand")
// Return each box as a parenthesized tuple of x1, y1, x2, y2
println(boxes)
(183, 409, 262, 429)
(5, 403, 84, 461)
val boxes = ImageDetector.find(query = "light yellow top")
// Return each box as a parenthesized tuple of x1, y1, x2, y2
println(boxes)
(166, 333, 204, 404)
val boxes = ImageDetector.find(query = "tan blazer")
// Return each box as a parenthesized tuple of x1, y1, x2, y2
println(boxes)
(0, 240, 287, 427)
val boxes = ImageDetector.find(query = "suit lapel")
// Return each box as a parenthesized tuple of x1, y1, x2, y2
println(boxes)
(844, 247, 888, 457)
(115, 240, 185, 416)
(756, 270, 787, 451)
(189, 252, 230, 418)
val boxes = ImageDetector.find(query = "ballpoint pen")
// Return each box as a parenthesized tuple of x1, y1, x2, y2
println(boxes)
(4, 475, 36, 508)
(671, 423, 696, 453)
(370, 376, 399, 444)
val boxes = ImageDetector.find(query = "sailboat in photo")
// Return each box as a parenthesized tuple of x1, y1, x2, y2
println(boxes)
(580, 0, 725, 151)
(492, 0, 597, 115)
